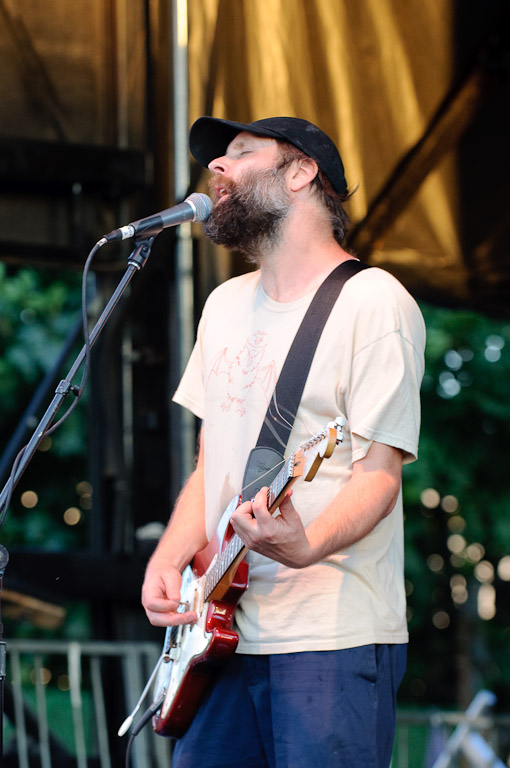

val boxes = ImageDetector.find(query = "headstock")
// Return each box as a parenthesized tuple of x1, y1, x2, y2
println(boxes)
(294, 417, 346, 482)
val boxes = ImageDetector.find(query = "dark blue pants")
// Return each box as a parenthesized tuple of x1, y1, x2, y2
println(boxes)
(172, 644, 406, 768)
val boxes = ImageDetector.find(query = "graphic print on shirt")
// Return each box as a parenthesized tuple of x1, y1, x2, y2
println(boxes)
(206, 331, 277, 416)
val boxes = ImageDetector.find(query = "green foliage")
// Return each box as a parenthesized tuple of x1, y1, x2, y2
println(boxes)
(0, 263, 83, 431)
(402, 303, 510, 709)
(0, 263, 90, 551)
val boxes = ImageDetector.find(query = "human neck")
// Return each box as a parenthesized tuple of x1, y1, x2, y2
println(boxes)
(256, 217, 355, 303)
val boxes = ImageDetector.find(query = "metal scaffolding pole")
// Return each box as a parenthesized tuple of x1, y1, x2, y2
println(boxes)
(172, 0, 196, 485)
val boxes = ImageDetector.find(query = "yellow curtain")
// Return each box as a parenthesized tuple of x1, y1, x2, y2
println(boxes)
(187, 0, 466, 302)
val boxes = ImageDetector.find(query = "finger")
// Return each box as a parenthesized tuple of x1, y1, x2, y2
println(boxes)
(230, 508, 253, 540)
(145, 607, 198, 628)
(231, 497, 258, 535)
(278, 490, 296, 515)
(251, 487, 272, 518)
(143, 596, 179, 613)
(234, 498, 255, 518)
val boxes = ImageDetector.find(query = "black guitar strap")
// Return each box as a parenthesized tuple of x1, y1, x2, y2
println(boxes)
(241, 259, 371, 499)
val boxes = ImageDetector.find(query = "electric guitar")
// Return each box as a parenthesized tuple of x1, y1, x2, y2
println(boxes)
(151, 418, 345, 738)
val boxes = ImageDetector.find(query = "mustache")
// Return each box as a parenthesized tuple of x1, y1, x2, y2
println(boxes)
(202, 166, 291, 262)
(208, 174, 237, 204)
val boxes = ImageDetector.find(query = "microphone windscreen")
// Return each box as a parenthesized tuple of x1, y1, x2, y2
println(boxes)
(187, 193, 213, 222)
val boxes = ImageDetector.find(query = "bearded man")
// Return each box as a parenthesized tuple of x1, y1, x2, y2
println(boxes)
(142, 117, 426, 768)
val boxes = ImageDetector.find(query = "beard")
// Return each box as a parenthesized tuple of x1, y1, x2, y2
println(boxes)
(203, 165, 291, 263)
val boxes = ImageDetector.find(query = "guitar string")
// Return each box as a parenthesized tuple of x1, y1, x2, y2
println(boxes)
(239, 455, 286, 498)
(264, 391, 317, 445)
(239, 391, 320, 498)
(271, 397, 340, 446)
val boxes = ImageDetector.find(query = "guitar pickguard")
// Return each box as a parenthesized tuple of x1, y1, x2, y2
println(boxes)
(152, 558, 249, 737)
(153, 568, 210, 722)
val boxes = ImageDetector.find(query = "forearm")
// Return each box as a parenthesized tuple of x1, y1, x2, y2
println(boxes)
(142, 430, 208, 626)
(304, 456, 401, 564)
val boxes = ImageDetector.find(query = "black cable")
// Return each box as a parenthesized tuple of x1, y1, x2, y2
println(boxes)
(41, 238, 99, 436)
(123, 694, 165, 768)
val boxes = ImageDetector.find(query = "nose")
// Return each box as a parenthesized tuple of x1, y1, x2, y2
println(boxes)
(208, 154, 229, 174)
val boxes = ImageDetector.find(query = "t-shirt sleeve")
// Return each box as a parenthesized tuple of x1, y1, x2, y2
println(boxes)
(346, 279, 425, 465)
(172, 313, 207, 419)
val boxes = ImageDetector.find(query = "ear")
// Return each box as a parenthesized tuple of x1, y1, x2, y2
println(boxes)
(287, 157, 319, 193)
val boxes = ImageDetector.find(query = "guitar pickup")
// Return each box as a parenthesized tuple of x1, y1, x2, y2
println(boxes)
(162, 623, 185, 662)
(168, 646, 182, 661)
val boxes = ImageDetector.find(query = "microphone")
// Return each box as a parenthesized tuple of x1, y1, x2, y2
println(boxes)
(103, 193, 213, 242)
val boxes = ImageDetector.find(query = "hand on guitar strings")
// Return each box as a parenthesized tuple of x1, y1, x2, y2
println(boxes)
(141, 563, 198, 628)
(230, 489, 314, 569)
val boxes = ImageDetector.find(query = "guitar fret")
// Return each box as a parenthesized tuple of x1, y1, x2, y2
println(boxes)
(267, 457, 292, 509)
(205, 531, 245, 600)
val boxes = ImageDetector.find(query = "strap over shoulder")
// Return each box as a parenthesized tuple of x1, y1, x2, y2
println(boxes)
(256, 259, 371, 454)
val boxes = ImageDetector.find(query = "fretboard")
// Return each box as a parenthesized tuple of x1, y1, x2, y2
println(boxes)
(204, 452, 297, 601)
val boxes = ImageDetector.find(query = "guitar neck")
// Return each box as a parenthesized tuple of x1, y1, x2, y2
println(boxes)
(204, 452, 298, 601)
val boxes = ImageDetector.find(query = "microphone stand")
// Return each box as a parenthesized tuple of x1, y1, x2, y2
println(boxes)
(0, 545, 8, 766)
(0, 234, 155, 764)
(0, 236, 154, 512)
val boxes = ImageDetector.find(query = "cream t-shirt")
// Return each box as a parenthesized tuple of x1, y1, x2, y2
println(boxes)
(173, 266, 425, 653)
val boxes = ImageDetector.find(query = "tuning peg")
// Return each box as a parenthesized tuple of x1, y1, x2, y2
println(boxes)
(328, 416, 346, 443)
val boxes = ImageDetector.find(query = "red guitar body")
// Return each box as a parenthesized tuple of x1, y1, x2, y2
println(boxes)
(150, 421, 342, 738)
(152, 507, 248, 738)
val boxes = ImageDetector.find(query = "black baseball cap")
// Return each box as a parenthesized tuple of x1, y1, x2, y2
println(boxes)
(189, 116, 348, 195)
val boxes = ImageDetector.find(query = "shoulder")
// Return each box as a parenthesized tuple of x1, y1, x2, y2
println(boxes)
(336, 266, 426, 350)
(344, 266, 423, 319)
(344, 265, 413, 299)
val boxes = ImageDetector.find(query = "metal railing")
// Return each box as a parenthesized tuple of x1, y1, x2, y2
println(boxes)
(393, 693, 510, 768)
(4, 639, 171, 768)
(4, 639, 510, 767)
